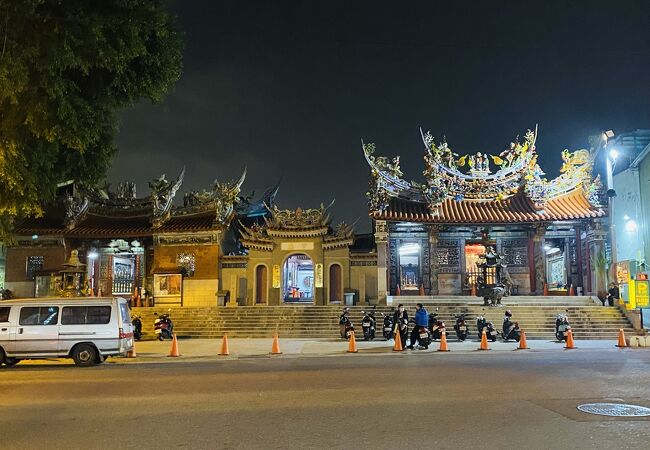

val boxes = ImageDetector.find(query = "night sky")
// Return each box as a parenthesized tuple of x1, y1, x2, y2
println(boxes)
(113, 1, 650, 232)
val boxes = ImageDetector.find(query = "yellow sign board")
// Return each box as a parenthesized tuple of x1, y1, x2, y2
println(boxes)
(314, 263, 323, 288)
(272, 264, 281, 288)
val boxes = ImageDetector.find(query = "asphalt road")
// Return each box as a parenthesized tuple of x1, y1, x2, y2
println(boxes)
(2, 349, 650, 450)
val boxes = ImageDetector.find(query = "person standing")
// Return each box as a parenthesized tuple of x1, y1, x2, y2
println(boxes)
(393, 304, 408, 350)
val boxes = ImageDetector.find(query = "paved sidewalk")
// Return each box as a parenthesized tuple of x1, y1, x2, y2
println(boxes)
(12, 337, 645, 367)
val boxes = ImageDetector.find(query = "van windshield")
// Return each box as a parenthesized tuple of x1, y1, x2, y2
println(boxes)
(119, 302, 131, 324)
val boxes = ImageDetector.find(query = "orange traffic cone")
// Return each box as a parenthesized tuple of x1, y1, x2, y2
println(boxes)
(127, 342, 137, 358)
(438, 330, 449, 352)
(168, 334, 180, 357)
(419, 284, 425, 296)
(395, 285, 401, 296)
(347, 331, 358, 353)
(543, 283, 549, 296)
(564, 329, 575, 349)
(97, 287, 103, 297)
(393, 330, 404, 351)
(271, 333, 282, 355)
(517, 329, 529, 350)
(471, 283, 477, 297)
(616, 328, 627, 348)
(479, 329, 490, 350)
(569, 284, 575, 296)
(219, 334, 230, 356)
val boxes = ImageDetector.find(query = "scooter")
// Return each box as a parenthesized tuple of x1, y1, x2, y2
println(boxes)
(453, 313, 469, 341)
(555, 312, 572, 342)
(381, 313, 394, 340)
(428, 312, 448, 340)
(411, 320, 432, 349)
(501, 310, 520, 342)
(132, 315, 143, 341)
(360, 308, 377, 341)
(154, 311, 174, 341)
(476, 314, 497, 342)
(339, 312, 355, 340)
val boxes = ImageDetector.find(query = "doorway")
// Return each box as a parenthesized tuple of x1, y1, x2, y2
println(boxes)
(329, 264, 342, 302)
(283, 254, 314, 302)
(255, 265, 268, 304)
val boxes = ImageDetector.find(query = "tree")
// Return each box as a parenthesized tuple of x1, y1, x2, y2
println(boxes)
(0, 0, 183, 237)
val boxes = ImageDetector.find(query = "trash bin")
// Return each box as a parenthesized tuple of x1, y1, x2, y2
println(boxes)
(344, 292, 355, 306)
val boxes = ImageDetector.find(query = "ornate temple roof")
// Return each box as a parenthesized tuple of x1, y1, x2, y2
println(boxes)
(12, 168, 249, 238)
(364, 127, 606, 224)
(239, 202, 355, 251)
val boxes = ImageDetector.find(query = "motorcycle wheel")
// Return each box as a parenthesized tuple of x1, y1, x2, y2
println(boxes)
(158, 335, 164, 341)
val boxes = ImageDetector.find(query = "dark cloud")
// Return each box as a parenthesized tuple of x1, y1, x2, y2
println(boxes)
(113, 0, 650, 231)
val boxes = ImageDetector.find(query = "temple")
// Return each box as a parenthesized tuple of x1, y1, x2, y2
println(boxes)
(4, 170, 377, 306)
(364, 127, 608, 302)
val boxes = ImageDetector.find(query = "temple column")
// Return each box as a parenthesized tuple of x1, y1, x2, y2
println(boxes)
(529, 225, 546, 295)
(586, 220, 608, 295)
(374, 220, 389, 305)
(428, 226, 439, 295)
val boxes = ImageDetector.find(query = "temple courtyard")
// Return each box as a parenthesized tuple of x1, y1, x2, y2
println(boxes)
(2, 347, 649, 449)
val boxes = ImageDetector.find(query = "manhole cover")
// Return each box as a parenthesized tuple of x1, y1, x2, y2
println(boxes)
(577, 403, 650, 417)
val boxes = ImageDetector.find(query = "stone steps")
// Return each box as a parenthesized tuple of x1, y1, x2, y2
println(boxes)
(132, 300, 636, 340)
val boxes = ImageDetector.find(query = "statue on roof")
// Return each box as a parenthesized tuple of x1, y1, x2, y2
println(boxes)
(150, 167, 185, 228)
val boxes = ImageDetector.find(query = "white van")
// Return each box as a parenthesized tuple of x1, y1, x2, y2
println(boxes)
(0, 297, 134, 367)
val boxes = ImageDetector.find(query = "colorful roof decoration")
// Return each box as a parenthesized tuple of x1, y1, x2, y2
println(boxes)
(12, 168, 253, 237)
(364, 127, 605, 223)
(238, 202, 355, 250)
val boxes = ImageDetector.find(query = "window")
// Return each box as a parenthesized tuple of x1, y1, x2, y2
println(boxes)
(19, 307, 59, 325)
(119, 303, 132, 324)
(26, 256, 44, 280)
(177, 252, 196, 277)
(0, 307, 10, 322)
(61, 306, 111, 325)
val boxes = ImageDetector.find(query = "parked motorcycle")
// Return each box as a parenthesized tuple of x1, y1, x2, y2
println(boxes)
(132, 315, 143, 341)
(360, 308, 377, 341)
(453, 313, 469, 341)
(154, 311, 174, 341)
(339, 309, 355, 340)
(411, 320, 432, 349)
(501, 310, 521, 342)
(476, 314, 497, 342)
(555, 312, 572, 342)
(428, 312, 448, 340)
(381, 313, 394, 340)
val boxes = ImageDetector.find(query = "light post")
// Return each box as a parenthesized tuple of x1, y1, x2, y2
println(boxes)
(602, 130, 618, 284)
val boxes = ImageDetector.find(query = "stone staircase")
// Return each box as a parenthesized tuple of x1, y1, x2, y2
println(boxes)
(131, 296, 638, 340)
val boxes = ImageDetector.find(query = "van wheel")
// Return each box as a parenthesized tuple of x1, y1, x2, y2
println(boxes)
(72, 344, 98, 367)
(4, 358, 19, 367)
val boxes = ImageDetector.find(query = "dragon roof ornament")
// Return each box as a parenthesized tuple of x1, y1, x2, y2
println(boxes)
(264, 201, 334, 230)
(150, 167, 185, 228)
(180, 168, 247, 226)
(364, 126, 603, 213)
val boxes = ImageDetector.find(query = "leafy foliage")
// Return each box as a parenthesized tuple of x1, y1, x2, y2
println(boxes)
(0, 0, 183, 237)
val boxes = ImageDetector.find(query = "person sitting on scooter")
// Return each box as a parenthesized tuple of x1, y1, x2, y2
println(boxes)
(407, 303, 429, 350)
(339, 307, 351, 337)
(393, 304, 409, 349)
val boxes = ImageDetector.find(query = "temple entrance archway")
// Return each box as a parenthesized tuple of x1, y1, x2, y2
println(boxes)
(282, 254, 314, 302)
(329, 264, 342, 303)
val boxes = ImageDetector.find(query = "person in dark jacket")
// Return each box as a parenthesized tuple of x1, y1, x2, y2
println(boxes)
(408, 303, 429, 349)
(393, 304, 409, 349)
(607, 283, 620, 307)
